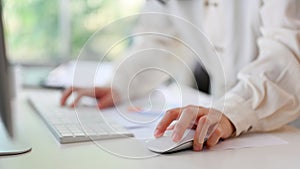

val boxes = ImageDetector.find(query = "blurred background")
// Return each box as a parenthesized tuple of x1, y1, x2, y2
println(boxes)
(3, 0, 143, 65)
(2, 0, 300, 129)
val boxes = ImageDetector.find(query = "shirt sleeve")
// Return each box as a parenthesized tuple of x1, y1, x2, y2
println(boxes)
(213, 0, 300, 136)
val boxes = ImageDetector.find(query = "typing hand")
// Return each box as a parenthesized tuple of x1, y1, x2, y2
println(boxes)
(60, 87, 119, 109)
(154, 105, 235, 151)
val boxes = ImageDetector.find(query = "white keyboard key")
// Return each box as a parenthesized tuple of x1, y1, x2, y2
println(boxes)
(28, 95, 134, 144)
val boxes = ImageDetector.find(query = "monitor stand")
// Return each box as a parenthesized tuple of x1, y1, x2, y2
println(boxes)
(0, 123, 31, 156)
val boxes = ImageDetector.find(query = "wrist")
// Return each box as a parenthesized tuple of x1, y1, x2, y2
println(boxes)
(222, 114, 236, 138)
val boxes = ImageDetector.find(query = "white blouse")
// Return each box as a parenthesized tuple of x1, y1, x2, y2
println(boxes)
(110, 0, 300, 136)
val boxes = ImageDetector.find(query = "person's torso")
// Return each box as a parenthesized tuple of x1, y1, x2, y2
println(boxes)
(163, 0, 262, 96)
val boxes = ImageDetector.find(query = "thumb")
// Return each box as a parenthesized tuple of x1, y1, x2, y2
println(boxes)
(220, 116, 235, 139)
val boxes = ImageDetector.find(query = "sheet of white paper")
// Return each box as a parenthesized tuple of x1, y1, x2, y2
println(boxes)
(210, 133, 288, 150)
(102, 109, 161, 139)
(44, 60, 113, 88)
(99, 84, 212, 140)
(126, 124, 157, 140)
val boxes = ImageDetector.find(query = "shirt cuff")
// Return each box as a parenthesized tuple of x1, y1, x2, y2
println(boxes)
(212, 93, 258, 136)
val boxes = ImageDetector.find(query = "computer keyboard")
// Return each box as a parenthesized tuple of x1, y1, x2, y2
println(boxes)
(28, 92, 133, 143)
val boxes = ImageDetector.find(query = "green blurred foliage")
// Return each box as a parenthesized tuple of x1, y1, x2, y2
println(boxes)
(3, 0, 143, 64)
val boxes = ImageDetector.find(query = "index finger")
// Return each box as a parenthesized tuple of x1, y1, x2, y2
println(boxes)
(60, 87, 78, 106)
(172, 106, 199, 142)
(154, 108, 182, 138)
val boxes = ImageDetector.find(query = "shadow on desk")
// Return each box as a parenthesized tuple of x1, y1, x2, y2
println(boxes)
(289, 117, 300, 129)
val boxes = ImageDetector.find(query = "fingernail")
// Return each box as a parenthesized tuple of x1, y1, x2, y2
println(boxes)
(193, 146, 201, 151)
(172, 133, 180, 142)
(198, 138, 204, 145)
(98, 104, 103, 109)
(154, 129, 161, 137)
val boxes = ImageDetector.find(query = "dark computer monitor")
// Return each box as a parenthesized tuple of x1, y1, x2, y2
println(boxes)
(0, 0, 31, 155)
(0, 0, 13, 137)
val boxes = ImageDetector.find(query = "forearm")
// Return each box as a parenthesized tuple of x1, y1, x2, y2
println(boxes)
(213, 0, 300, 136)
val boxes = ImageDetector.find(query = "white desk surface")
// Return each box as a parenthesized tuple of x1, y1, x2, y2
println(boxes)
(1, 88, 300, 169)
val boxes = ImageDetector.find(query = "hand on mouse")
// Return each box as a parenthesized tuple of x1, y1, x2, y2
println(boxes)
(154, 105, 235, 151)
(60, 87, 120, 109)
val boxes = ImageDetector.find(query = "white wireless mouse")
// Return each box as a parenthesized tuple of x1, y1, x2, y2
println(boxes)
(146, 129, 200, 153)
